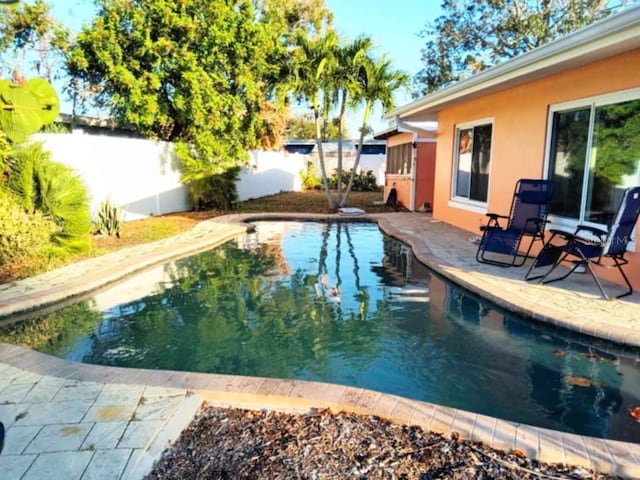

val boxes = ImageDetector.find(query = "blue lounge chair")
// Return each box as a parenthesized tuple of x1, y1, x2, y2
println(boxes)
(535, 186, 640, 299)
(476, 179, 553, 267)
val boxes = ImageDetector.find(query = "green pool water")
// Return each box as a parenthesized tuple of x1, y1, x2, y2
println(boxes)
(2, 221, 639, 443)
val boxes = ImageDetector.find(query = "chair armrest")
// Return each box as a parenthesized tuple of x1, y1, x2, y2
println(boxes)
(482, 213, 509, 231)
(547, 229, 577, 243)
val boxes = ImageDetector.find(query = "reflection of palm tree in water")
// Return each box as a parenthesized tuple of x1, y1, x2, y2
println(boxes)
(316, 223, 341, 305)
(315, 223, 369, 317)
(344, 223, 370, 320)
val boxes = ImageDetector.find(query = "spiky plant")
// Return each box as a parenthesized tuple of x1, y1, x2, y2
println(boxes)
(7, 142, 92, 253)
(94, 197, 123, 237)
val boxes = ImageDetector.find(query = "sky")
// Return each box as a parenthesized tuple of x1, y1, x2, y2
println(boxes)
(325, 0, 442, 135)
(45, 0, 443, 137)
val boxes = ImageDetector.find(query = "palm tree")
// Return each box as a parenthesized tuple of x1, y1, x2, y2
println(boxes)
(330, 36, 373, 206)
(289, 30, 339, 208)
(341, 55, 408, 206)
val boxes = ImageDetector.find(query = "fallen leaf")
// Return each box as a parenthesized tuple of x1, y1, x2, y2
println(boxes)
(564, 376, 603, 388)
(582, 352, 602, 361)
(510, 449, 526, 458)
(629, 407, 640, 422)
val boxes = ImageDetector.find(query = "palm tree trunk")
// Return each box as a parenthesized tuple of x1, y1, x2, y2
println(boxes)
(314, 107, 334, 208)
(336, 89, 347, 207)
(341, 102, 371, 206)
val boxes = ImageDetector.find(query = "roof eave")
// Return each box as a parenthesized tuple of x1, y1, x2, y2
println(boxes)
(387, 5, 640, 121)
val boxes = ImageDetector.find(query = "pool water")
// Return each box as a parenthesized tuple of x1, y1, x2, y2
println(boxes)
(2, 221, 640, 442)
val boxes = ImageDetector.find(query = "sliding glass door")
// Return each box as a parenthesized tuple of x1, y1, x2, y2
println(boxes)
(547, 92, 640, 227)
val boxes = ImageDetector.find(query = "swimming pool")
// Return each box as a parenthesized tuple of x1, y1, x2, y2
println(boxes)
(2, 221, 639, 442)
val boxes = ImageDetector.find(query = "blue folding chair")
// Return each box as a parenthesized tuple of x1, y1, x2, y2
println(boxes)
(476, 179, 553, 267)
(534, 186, 640, 299)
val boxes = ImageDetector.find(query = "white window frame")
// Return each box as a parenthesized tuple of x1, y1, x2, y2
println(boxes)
(544, 87, 640, 248)
(449, 117, 494, 213)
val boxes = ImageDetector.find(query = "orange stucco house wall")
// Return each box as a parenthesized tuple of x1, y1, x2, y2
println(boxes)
(432, 48, 640, 289)
(381, 131, 436, 211)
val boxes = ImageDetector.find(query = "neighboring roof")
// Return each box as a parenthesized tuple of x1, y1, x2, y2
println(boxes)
(373, 126, 400, 140)
(359, 144, 386, 155)
(284, 139, 386, 155)
(56, 113, 145, 138)
(373, 121, 438, 140)
(284, 143, 315, 154)
(387, 5, 640, 122)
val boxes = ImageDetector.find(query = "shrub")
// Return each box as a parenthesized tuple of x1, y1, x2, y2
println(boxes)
(0, 188, 56, 268)
(327, 168, 380, 192)
(189, 166, 241, 210)
(300, 161, 321, 190)
(6, 142, 92, 252)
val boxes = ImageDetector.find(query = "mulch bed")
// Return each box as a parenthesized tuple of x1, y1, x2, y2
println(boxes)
(146, 405, 620, 480)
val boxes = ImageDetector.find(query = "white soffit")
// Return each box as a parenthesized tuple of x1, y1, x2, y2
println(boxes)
(388, 5, 640, 122)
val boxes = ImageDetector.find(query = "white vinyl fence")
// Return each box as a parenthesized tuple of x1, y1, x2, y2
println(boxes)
(35, 132, 308, 221)
(34, 132, 384, 222)
(35, 132, 188, 221)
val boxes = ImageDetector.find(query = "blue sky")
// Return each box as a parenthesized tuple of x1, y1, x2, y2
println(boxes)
(46, 0, 442, 136)
(325, 0, 442, 134)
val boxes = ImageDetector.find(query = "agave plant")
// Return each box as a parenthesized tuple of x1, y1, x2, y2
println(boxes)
(94, 197, 123, 237)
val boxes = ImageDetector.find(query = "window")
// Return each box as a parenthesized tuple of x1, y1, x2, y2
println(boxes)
(547, 91, 640, 227)
(452, 121, 493, 203)
(386, 143, 412, 175)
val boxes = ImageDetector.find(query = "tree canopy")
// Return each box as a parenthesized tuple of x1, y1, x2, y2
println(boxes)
(66, 0, 332, 181)
(0, 0, 70, 83)
(413, 0, 631, 96)
(286, 113, 343, 140)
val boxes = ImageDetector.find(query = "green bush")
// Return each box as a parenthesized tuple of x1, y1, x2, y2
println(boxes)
(327, 168, 380, 192)
(300, 161, 321, 190)
(189, 166, 241, 210)
(0, 188, 56, 267)
(7, 142, 92, 252)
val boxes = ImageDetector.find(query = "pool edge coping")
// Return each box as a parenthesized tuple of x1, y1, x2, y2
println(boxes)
(1, 342, 638, 478)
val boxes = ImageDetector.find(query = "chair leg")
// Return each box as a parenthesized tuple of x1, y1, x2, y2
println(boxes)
(584, 262, 612, 300)
(613, 258, 634, 299)
(542, 255, 634, 300)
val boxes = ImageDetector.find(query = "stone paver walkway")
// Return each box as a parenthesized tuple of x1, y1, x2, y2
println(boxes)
(0, 220, 247, 318)
(1, 212, 640, 479)
(373, 213, 640, 347)
(0, 353, 201, 480)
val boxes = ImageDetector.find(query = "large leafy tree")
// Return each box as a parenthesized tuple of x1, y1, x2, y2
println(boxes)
(66, 0, 321, 181)
(414, 0, 631, 96)
(285, 113, 343, 140)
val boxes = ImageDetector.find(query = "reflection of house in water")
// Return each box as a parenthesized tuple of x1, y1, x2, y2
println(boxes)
(442, 284, 635, 441)
(371, 236, 431, 302)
